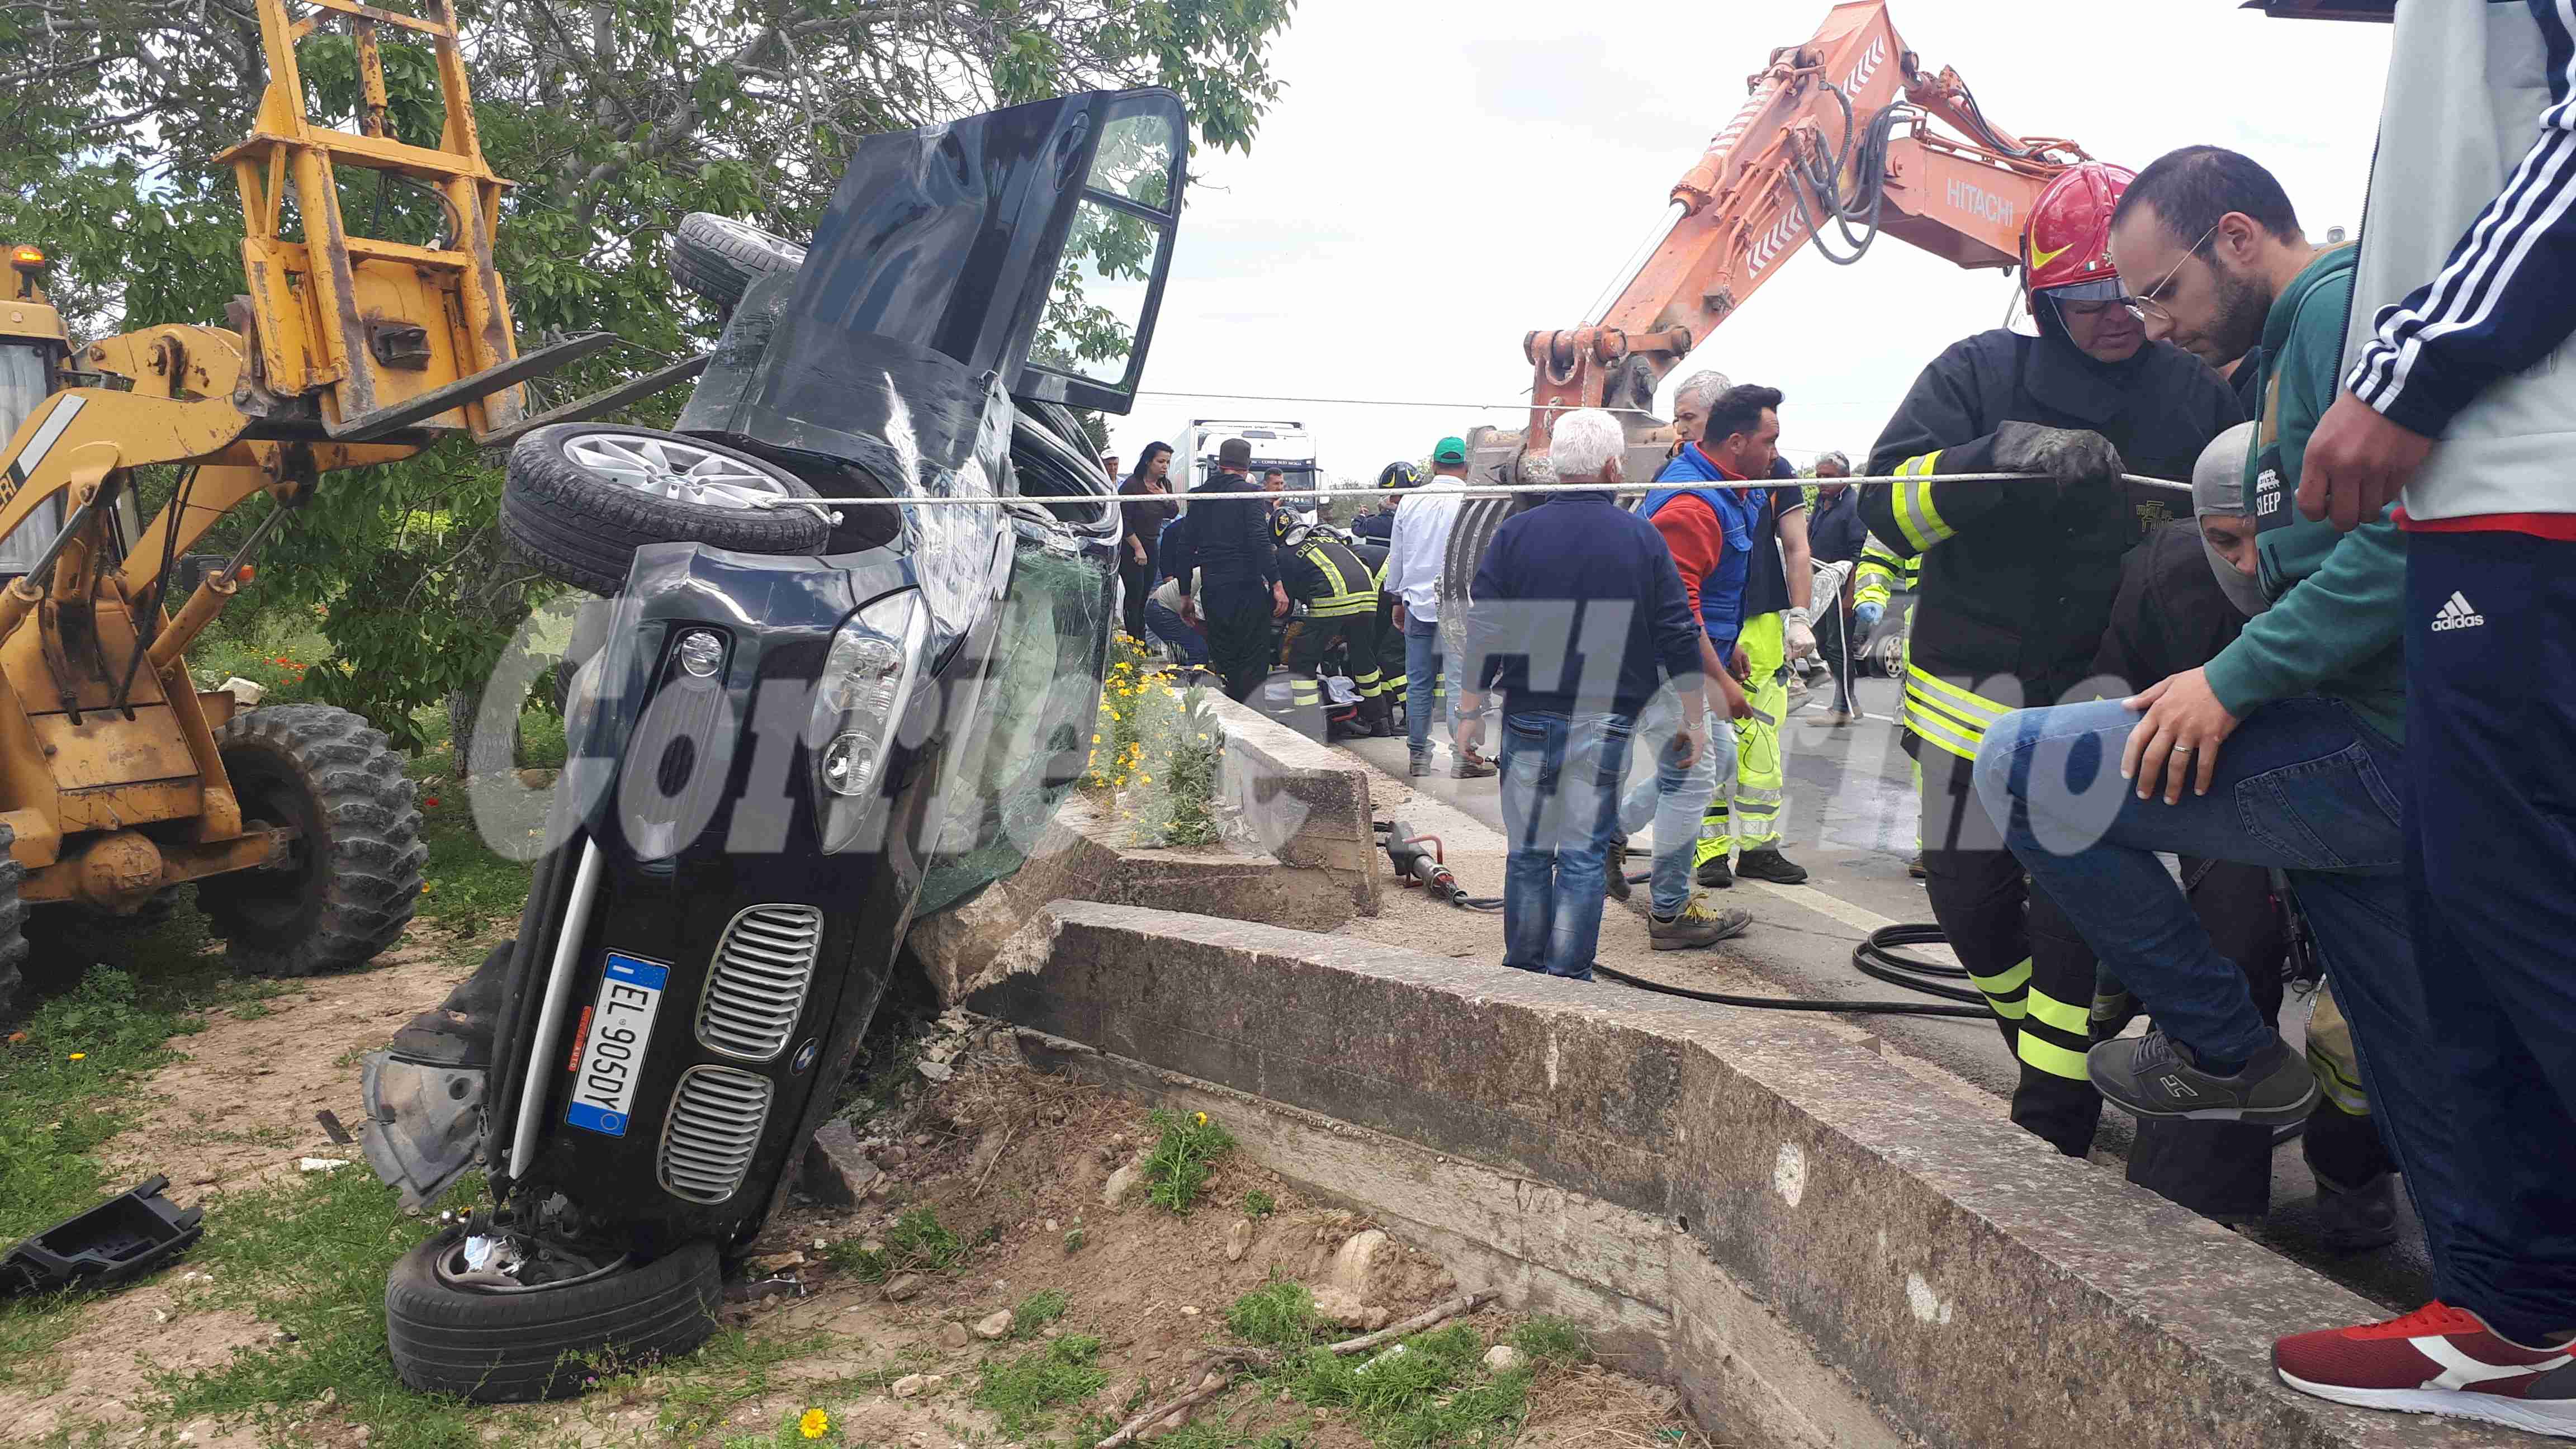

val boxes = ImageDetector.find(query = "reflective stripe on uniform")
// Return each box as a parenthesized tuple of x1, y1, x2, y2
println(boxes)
(2016, 1030, 2091, 1081)
(2024, 986, 2090, 1037)
(1304, 546, 1376, 617)
(2018, 984, 2094, 1080)
(1902, 666, 2010, 760)
(1891, 451, 1952, 553)
(1968, 957, 2032, 997)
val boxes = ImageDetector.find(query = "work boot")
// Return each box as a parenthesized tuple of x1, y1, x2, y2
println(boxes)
(1694, 854, 1735, 889)
(1604, 834, 1631, 902)
(1408, 751, 1432, 778)
(1907, 854, 1927, 879)
(1733, 846, 1808, 884)
(2314, 1171, 2402, 1253)
(1649, 897, 1753, 950)
(1450, 754, 1497, 780)
(2087, 1029, 2319, 1125)
(387, 940, 515, 1069)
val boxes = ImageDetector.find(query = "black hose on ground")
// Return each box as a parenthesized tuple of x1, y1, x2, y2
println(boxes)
(1377, 821, 1986, 1018)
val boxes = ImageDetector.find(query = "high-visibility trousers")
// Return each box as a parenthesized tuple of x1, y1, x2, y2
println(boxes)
(1284, 608, 1384, 718)
(1698, 610, 1789, 863)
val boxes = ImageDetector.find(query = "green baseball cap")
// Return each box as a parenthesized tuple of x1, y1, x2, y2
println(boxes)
(1432, 436, 1468, 463)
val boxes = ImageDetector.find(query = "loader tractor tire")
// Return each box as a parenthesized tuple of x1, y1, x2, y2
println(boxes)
(385, 1229, 722, 1402)
(669, 212, 806, 313)
(501, 424, 831, 595)
(204, 705, 425, 979)
(0, 823, 27, 1022)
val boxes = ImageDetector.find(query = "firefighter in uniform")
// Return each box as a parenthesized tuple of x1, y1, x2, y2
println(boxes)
(1859, 162, 2242, 1158)
(1272, 511, 1389, 738)
(1852, 536, 1929, 875)
(1346, 534, 1407, 736)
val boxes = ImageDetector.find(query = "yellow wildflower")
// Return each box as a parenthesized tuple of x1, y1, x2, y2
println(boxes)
(799, 1407, 830, 1439)
(68, 1053, 86, 1062)
(1193, 1111, 1209, 1126)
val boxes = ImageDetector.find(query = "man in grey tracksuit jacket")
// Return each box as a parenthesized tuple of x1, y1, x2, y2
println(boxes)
(2265, 1, 2576, 1431)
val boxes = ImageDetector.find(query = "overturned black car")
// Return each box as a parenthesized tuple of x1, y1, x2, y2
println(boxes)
(358, 87, 1186, 1401)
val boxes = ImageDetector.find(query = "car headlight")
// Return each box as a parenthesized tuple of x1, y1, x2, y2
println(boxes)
(809, 590, 927, 835)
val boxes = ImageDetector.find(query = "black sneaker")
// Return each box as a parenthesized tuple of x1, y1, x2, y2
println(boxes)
(2087, 1029, 2319, 1125)
(1604, 835, 1631, 902)
(1694, 854, 1734, 889)
(1733, 847, 1808, 884)
(2314, 1172, 2401, 1253)
(1409, 752, 1432, 778)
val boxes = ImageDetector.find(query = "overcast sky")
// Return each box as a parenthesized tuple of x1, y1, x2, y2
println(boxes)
(1106, 0, 2393, 484)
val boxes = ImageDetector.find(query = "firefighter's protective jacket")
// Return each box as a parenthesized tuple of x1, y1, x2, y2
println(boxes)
(1861, 328, 2240, 761)
(1279, 536, 1377, 618)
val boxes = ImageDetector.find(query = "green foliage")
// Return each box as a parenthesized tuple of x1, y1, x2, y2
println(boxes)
(1015, 1287, 1070, 1336)
(973, 1334, 1109, 1437)
(1225, 1275, 1319, 1349)
(1242, 1188, 1276, 1218)
(1508, 1316, 1591, 1365)
(0, 959, 215, 1247)
(1284, 1325, 1533, 1448)
(1142, 1107, 1235, 1215)
(0, 0, 1296, 751)
(822, 1208, 964, 1282)
(1063, 1227, 1087, 1254)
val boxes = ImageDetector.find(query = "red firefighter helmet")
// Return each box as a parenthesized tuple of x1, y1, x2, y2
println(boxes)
(2023, 161, 2135, 303)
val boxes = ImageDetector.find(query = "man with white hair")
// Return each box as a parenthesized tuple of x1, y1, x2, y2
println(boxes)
(1457, 409, 1715, 978)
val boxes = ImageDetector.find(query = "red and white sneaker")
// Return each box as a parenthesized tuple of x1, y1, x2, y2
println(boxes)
(2275, 1301, 2576, 1439)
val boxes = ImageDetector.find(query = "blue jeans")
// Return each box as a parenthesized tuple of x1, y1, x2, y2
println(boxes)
(1499, 709, 1635, 979)
(1404, 613, 1465, 756)
(1972, 696, 2409, 1072)
(1145, 600, 1208, 665)
(1617, 688, 1732, 916)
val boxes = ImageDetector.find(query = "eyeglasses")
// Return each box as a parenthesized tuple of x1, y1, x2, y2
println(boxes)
(2122, 217, 2225, 324)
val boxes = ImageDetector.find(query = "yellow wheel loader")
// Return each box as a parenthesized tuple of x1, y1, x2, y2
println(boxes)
(0, 0, 626, 1014)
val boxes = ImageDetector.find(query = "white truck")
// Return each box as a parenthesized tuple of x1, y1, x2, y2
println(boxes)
(1182, 417, 1319, 525)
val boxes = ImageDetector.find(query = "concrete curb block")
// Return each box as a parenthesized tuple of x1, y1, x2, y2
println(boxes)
(903, 807, 1357, 1006)
(1204, 692, 1380, 918)
(972, 902, 2496, 1449)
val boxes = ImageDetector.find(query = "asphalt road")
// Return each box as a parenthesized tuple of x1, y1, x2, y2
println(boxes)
(1338, 667, 2434, 1315)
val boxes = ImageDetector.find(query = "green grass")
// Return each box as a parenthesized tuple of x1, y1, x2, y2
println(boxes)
(1281, 1324, 1541, 1449)
(405, 729, 544, 939)
(148, 1166, 494, 1449)
(1224, 1276, 1319, 1349)
(1508, 1316, 1589, 1364)
(1141, 1108, 1235, 1216)
(973, 1334, 1109, 1437)
(0, 907, 274, 1389)
(821, 1208, 965, 1282)
(1014, 1287, 1069, 1337)
(1241, 1189, 1276, 1219)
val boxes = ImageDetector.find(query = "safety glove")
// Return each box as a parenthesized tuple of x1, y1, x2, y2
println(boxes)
(1991, 422, 2126, 489)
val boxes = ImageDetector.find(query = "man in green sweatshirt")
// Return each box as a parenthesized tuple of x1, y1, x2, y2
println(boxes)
(1972, 146, 2411, 1126)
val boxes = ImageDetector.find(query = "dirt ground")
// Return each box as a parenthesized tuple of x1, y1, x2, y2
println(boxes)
(2, 928, 1708, 1449)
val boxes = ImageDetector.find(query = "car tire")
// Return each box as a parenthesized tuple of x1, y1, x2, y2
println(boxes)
(501, 424, 831, 595)
(669, 212, 806, 312)
(203, 706, 424, 979)
(385, 1229, 722, 1403)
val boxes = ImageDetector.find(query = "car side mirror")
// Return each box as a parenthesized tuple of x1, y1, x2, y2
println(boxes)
(1015, 92, 1187, 417)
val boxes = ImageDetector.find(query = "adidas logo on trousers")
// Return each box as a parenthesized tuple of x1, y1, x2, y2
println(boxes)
(2431, 591, 2486, 631)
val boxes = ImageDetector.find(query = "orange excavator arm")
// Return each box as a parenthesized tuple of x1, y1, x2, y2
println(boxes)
(1518, 0, 2090, 458)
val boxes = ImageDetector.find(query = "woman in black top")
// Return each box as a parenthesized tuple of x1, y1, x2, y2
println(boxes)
(1115, 443, 1178, 642)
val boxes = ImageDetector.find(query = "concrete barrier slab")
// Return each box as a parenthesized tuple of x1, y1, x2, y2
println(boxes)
(972, 902, 2508, 1449)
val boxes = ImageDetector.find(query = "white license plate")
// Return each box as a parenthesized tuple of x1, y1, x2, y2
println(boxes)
(564, 953, 669, 1137)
